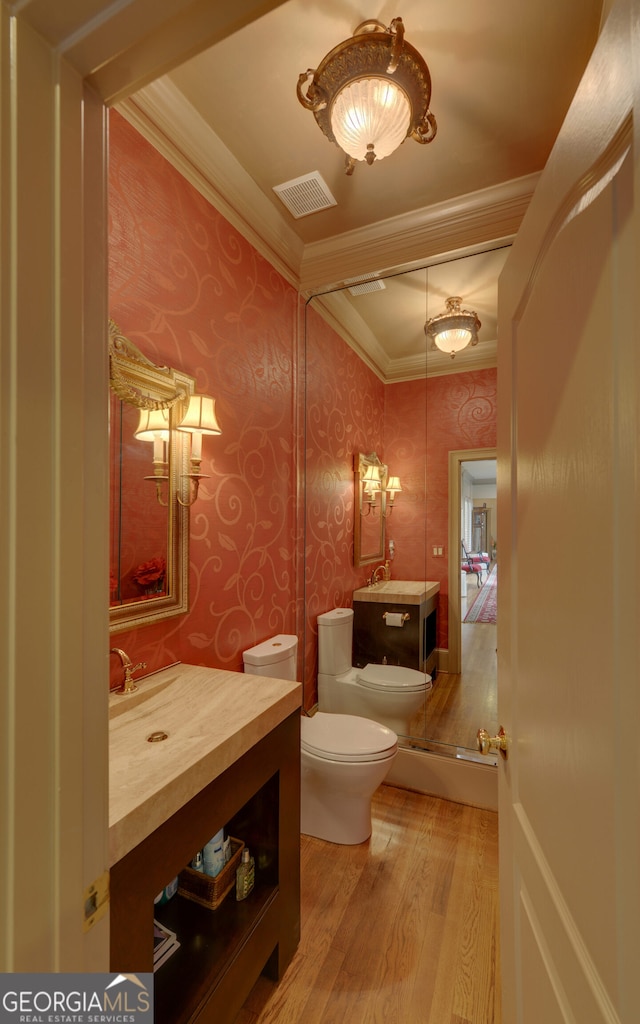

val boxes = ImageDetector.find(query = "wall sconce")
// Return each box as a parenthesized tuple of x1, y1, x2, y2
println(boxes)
(176, 394, 222, 506)
(297, 17, 436, 175)
(361, 467, 402, 516)
(135, 395, 221, 507)
(134, 408, 171, 506)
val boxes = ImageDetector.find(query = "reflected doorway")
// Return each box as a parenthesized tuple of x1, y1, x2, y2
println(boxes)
(448, 449, 497, 678)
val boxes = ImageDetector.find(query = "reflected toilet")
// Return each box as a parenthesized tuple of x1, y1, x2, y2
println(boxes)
(317, 607, 432, 735)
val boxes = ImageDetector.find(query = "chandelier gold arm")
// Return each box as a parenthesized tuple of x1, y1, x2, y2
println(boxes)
(296, 70, 327, 112)
(387, 17, 405, 73)
(412, 110, 438, 145)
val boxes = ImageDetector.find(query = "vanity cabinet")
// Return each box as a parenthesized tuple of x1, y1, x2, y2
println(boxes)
(110, 710, 300, 1024)
(352, 581, 439, 676)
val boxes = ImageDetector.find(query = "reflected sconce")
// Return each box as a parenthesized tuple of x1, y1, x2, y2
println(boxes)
(384, 476, 402, 516)
(361, 467, 402, 516)
(135, 408, 171, 506)
(361, 464, 382, 514)
(297, 17, 436, 175)
(425, 296, 481, 359)
(176, 394, 222, 506)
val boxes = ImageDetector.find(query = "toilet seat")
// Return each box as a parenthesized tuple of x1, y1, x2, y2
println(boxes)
(357, 664, 432, 694)
(301, 712, 397, 763)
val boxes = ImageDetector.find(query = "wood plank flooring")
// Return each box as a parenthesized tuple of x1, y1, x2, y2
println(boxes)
(237, 785, 501, 1024)
(410, 618, 497, 753)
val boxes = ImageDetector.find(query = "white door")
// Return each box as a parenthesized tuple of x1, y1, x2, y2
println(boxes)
(497, 1, 640, 1020)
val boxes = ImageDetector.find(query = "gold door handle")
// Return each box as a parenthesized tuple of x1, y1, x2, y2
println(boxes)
(477, 726, 509, 759)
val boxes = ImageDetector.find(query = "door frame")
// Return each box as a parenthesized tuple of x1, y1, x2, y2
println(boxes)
(447, 446, 496, 673)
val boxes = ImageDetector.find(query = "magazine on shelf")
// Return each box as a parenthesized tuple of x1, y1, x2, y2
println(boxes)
(153, 919, 180, 969)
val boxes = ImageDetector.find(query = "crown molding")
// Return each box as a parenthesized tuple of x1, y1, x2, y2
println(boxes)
(299, 174, 539, 294)
(309, 292, 388, 382)
(311, 292, 497, 383)
(117, 78, 304, 289)
(117, 79, 524, 379)
(119, 79, 537, 299)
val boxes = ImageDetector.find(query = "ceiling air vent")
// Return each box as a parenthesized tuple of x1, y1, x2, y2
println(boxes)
(273, 172, 337, 219)
(344, 274, 386, 296)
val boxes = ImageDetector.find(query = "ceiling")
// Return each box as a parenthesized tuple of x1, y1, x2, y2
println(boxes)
(119, 0, 605, 380)
(462, 460, 497, 486)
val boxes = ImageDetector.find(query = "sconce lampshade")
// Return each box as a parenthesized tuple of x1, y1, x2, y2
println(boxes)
(134, 408, 171, 441)
(176, 394, 222, 463)
(425, 297, 481, 359)
(297, 18, 437, 175)
(362, 464, 381, 494)
(386, 476, 402, 498)
(177, 395, 222, 437)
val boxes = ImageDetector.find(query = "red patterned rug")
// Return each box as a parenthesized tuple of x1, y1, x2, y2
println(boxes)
(463, 564, 497, 624)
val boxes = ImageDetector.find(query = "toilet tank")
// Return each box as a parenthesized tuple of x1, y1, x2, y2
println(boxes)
(317, 607, 354, 676)
(242, 634, 298, 680)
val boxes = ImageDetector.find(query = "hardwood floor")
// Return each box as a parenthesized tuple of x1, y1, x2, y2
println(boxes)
(409, 604, 497, 754)
(237, 785, 501, 1024)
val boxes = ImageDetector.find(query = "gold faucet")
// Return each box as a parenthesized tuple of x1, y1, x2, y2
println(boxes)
(371, 564, 387, 584)
(111, 647, 147, 695)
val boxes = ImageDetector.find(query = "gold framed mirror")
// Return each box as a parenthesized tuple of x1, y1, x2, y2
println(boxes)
(109, 320, 195, 633)
(354, 451, 388, 566)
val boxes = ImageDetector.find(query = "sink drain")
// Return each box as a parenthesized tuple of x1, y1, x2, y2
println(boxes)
(147, 730, 168, 743)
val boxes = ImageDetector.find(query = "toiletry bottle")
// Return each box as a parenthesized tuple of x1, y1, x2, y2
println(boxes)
(203, 828, 226, 876)
(383, 559, 391, 581)
(191, 850, 204, 872)
(235, 848, 255, 901)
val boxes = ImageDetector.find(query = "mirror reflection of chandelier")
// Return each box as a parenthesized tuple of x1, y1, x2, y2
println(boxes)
(297, 18, 437, 175)
(426, 296, 481, 359)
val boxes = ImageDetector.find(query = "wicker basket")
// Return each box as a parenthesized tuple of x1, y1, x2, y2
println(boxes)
(178, 837, 244, 910)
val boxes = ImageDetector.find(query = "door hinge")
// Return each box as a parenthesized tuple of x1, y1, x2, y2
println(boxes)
(83, 871, 109, 932)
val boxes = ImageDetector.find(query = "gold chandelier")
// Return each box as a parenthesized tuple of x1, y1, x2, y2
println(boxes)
(297, 17, 437, 175)
(426, 297, 481, 359)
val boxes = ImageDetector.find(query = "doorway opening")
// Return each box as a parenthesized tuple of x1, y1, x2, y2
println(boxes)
(448, 448, 497, 676)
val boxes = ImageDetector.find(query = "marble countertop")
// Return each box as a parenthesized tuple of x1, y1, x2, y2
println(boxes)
(352, 580, 440, 604)
(109, 663, 301, 866)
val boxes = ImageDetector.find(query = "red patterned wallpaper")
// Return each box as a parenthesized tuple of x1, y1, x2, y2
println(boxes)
(107, 112, 497, 697)
(108, 110, 299, 688)
(385, 370, 497, 648)
(303, 305, 385, 699)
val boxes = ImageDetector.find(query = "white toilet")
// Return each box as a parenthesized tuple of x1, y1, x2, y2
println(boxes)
(317, 607, 432, 736)
(242, 633, 398, 845)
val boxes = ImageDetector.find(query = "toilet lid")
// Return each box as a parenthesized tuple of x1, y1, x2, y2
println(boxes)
(357, 664, 432, 694)
(301, 712, 397, 763)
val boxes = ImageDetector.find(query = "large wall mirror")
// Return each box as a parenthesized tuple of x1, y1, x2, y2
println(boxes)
(304, 249, 502, 759)
(109, 321, 194, 633)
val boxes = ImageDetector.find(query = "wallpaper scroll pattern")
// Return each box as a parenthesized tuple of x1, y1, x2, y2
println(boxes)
(385, 370, 497, 649)
(107, 111, 497, 698)
(303, 306, 385, 697)
(108, 111, 299, 687)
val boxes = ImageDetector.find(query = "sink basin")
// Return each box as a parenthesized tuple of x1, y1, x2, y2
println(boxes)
(108, 674, 178, 719)
(109, 661, 301, 865)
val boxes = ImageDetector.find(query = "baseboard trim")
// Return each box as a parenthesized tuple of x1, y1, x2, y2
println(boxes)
(386, 745, 498, 811)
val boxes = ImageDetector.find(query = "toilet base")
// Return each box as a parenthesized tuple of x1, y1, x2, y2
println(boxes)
(300, 747, 396, 845)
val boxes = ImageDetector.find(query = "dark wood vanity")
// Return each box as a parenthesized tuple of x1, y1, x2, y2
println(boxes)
(109, 665, 301, 1024)
(352, 580, 439, 677)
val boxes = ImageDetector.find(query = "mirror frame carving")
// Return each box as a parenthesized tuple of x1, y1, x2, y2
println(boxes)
(109, 320, 195, 633)
(354, 451, 388, 567)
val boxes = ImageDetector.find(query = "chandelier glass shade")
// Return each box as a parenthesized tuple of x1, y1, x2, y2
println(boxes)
(297, 18, 436, 174)
(426, 297, 481, 359)
(331, 79, 411, 163)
